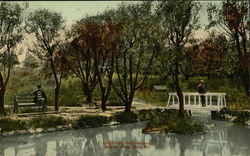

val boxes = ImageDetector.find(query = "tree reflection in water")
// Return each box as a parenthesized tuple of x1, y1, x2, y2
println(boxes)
(0, 119, 250, 156)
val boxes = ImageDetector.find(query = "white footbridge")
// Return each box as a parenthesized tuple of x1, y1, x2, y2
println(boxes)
(167, 92, 226, 111)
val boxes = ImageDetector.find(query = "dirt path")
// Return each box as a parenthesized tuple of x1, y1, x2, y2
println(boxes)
(10, 101, 164, 120)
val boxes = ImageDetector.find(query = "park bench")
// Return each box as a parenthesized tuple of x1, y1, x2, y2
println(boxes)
(13, 93, 47, 113)
(153, 85, 167, 91)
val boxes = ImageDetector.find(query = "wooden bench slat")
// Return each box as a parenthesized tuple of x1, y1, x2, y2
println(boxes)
(18, 103, 36, 106)
(17, 100, 35, 102)
(16, 96, 35, 98)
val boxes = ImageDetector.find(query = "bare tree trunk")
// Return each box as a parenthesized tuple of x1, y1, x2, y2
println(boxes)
(86, 89, 93, 103)
(0, 87, 5, 113)
(173, 74, 184, 118)
(125, 100, 132, 113)
(0, 67, 10, 113)
(0, 73, 4, 113)
(54, 85, 60, 111)
(173, 60, 184, 118)
(83, 84, 93, 103)
(50, 59, 61, 111)
(101, 94, 107, 111)
(234, 32, 250, 97)
(100, 76, 113, 112)
(239, 70, 250, 97)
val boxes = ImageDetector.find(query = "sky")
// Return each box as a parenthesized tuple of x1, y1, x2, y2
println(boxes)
(13, 1, 222, 62)
(26, 1, 125, 23)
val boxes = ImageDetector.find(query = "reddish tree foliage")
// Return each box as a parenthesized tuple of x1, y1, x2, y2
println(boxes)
(223, 1, 249, 96)
(187, 34, 229, 78)
(61, 20, 122, 110)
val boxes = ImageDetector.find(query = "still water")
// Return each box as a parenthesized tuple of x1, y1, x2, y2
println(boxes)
(0, 111, 249, 156)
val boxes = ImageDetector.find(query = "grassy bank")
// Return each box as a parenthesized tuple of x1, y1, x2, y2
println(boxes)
(0, 109, 206, 136)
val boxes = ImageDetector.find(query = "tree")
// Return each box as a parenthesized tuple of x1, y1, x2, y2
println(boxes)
(23, 53, 39, 69)
(157, 0, 200, 117)
(89, 20, 121, 111)
(60, 17, 122, 111)
(0, 2, 26, 113)
(207, 0, 250, 96)
(111, 2, 159, 112)
(59, 23, 98, 103)
(26, 9, 65, 111)
(187, 32, 230, 78)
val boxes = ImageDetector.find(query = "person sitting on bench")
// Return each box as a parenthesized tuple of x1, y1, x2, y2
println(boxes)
(33, 85, 47, 111)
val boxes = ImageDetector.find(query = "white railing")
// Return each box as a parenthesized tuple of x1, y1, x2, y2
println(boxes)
(167, 92, 226, 111)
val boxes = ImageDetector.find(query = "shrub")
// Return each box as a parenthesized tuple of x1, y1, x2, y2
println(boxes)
(0, 118, 28, 132)
(143, 110, 205, 135)
(112, 111, 138, 124)
(134, 109, 163, 121)
(76, 115, 109, 128)
(0, 107, 13, 116)
(30, 116, 67, 129)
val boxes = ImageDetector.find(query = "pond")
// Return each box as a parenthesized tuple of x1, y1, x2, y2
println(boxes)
(0, 111, 249, 156)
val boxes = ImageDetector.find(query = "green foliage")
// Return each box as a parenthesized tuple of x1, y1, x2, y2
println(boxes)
(59, 77, 85, 106)
(0, 107, 12, 116)
(30, 116, 67, 129)
(0, 2, 27, 50)
(23, 54, 39, 69)
(26, 9, 65, 43)
(136, 109, 163, 121)
(0, 118, 28, 132)
(144, 109, 205, 135)
(0, 53, 19, 70)
(112, 111, 138, 124)
(140, 75, 165, 90)
(155, 0, 201, 77)
(76, 115, 109, 128)
(136, 90, 167, 107)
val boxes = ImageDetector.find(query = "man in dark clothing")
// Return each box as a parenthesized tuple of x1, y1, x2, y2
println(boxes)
(197, 80, 206, 106)
(34, 85, 47, 111)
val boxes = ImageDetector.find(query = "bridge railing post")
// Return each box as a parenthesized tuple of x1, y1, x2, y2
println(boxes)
(217, 95, 220, 110)
(199, 95, 201, 106)
(188, 95, 190, 106)
(194, 95, 196, 105)
(177, 94, 179, 106)
(172, 94, 175, 105)
(210, 95, 212, 106)
(167, 94, 171, 108)
(205, 94, 208, 106)
(183, 94, 185, 106)
(223, 95, 226, 107)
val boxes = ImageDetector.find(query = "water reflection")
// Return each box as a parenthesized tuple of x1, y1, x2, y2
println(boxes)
(0, 113, 250, 156)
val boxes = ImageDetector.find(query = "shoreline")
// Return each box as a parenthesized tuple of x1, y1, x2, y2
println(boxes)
(1, 105, 250, 137)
